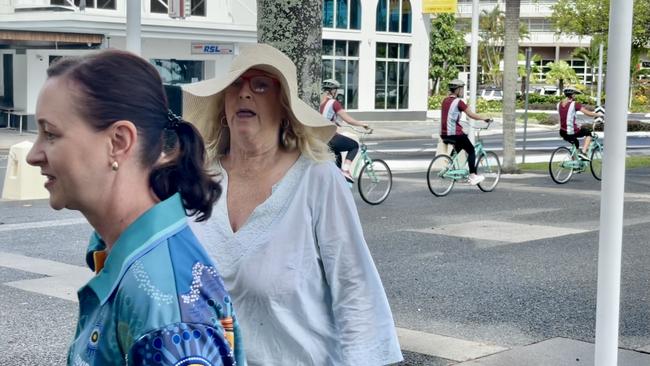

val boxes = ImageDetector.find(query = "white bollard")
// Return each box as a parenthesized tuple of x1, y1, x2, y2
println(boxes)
(2, 141, 48, 200)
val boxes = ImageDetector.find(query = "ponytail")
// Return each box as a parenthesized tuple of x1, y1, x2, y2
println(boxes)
(150, 119, 221, 222)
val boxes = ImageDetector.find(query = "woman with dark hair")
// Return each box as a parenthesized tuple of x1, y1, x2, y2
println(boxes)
(26, 49, 244, 366)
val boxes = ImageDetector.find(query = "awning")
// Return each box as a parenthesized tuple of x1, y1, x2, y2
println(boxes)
(0, 30, 103, 44)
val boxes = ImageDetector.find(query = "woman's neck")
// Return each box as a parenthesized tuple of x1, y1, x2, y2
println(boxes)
(83, 180, 157, 252)
(225, 142, 287, 176)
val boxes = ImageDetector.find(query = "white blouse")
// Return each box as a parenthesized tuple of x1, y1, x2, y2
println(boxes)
(190, 155, 402, 366)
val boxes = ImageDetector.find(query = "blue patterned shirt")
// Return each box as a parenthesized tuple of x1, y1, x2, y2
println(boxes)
(68, 193, 245, 366)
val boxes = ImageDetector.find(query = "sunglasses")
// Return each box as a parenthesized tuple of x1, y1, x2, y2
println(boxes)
(229, 75, 280, 94)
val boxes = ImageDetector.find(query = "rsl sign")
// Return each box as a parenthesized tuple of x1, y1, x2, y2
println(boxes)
(191, 42, 234, 55)
(423, 0, 457, 13)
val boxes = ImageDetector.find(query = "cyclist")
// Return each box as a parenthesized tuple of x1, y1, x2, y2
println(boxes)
(440, 79, 492, 185)
(558, 86, 603, 161)
(320, 79, 369, 183)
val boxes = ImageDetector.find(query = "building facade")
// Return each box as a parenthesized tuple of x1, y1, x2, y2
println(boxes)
(0, 0, 431, 130)
(457, 0, 596, 86)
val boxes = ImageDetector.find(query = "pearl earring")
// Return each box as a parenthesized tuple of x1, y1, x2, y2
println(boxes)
(111, 161, 119, 171)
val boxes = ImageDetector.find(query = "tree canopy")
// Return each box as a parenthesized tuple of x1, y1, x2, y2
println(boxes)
(550, 0, 650, 49)
(429, 14, 467, 94)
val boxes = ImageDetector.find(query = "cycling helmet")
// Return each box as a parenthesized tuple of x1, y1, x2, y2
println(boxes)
(322, 79, 341, 91)
(563, 86, 582, 97)
(448, 79, 465, 91)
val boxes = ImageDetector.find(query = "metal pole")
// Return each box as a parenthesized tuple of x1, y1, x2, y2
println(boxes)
(468, 0, 479, 143)
(522, 47, 531, 164)
(126, 0, 141, 55)
(597, 42, 604, 106)
(594, 1, 633, 365)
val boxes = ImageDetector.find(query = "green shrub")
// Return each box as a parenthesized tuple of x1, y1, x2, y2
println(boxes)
(592, 120, 650, 132)
(475, 98, 502, 113)
(428, 94, 446, 109)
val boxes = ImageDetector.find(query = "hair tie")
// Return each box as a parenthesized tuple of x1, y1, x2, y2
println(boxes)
(166, 110, 182, 130)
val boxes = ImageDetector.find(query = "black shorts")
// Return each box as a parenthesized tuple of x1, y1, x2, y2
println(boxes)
(560, 126, 591, 146)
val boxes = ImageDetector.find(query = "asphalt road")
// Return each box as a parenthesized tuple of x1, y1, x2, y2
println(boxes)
(1, 140, 649, 364)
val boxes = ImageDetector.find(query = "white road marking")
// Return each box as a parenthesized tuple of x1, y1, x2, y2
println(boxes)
(0, 251, 514, 362)
(413, 220, 589, 244)
(396, 327, 508, 361)
(0, 251, 92, 302)
(0, 218, 86, 232)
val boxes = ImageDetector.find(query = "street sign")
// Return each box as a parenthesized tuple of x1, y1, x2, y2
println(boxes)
(191, 42, 234, 55)
(423, 0, 457, 13)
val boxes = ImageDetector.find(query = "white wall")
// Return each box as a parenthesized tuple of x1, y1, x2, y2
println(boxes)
(12, 55, 27, 111)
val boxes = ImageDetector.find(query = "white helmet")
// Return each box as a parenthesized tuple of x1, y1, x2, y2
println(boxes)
(448, 79, 465, 91)
(322, 79, 341, 91)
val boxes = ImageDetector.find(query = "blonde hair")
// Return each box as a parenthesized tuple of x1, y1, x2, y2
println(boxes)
(201, 86, 333, 164)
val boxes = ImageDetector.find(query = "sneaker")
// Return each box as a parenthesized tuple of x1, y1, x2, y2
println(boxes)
(342, 170, 354, 183)
(468, 174, 485, 185)
(578, 152, 591, 161)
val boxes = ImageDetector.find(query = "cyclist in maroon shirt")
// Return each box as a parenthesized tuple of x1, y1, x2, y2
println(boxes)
(558, 86, 602, 160)
(440, 79, 492, 185)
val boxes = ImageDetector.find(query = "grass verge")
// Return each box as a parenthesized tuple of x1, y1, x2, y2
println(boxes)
(518, 155, 650, 172)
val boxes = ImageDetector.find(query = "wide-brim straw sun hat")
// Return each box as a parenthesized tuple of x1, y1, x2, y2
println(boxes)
(181, 43, 336, 143)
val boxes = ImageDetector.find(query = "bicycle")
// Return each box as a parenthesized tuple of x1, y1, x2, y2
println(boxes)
(426, 121, 501, 197)
(343, 126, 393, 205)
(548, 131, 603, 184)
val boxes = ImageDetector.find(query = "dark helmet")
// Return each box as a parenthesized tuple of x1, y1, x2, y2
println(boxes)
(563, 86, 582, 97)
(448, 79, 465, 91)
(322, 79, 341, 91)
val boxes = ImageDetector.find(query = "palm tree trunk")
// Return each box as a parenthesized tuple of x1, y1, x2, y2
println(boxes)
(502, 0, 520, 173)
(257, 0, 323, 109)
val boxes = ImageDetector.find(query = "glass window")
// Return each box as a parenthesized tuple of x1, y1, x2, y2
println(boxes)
(377, 0, 411, 33)
(150, 0, 204, 16)
(322, 40, 360, 109)
(350, 0, 361, 29)
(398, 62, 409, 109)
(401, 0, 411, 33)
(336, 0, 348, 29)
(323, 39, 334, 56)
(150, 59, 204, 85)
(335, 40, 346, 57)
(348, 42, 359, 57)
(375, 42, 410, 109)
(323, 0, 334, 27)
(376, 42, 387, 58)
(388, 43, 399, 59)
(376, 0, 387, 32)
(51, 0, 116, 9)
(388, 0, 399, 32)
(323, 0, 361, 30)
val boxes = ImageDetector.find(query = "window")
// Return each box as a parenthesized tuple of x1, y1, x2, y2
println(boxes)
(376, 0, 411, 33)
(150, 59, 204, 85)
(50, 0, 116, 9)
(322, 40, 360, 109)
(150, 0, 206, 16)
(375, 42, 410, 109)
(323, 0, 361, 30)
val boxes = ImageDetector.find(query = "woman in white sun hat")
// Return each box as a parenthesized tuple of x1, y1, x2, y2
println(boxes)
(183, 43, 402, 366)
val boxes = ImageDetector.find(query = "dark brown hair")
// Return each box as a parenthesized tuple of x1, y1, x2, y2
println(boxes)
(47, 49, 219, 221)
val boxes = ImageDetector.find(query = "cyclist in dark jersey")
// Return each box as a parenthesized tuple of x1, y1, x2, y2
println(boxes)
(440, 79, 492, 185)
(320, 79, 369, 183)
(558, 86, 602, 161)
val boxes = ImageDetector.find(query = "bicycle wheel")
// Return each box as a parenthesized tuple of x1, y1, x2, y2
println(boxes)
(476, 151, 501, 192)
(427, 155, 455, 197)
(590, 144, 603, 181)
(358, 159, 392, 205)
(549, 146, 574, 184)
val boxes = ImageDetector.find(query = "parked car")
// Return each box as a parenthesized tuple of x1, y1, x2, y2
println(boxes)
(480, 88, 503, 101)
(533, 86, 558, 96)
